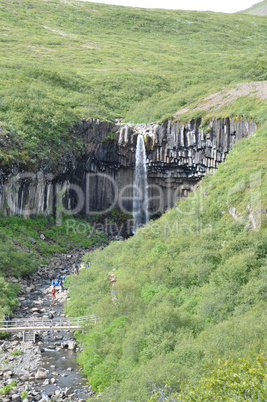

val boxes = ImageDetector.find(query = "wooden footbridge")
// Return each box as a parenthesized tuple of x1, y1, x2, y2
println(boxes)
(0, 316, 96, 341)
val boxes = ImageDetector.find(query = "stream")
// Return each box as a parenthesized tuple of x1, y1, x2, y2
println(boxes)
(0, 252, 95, 401)
(22, 278, 90, 399)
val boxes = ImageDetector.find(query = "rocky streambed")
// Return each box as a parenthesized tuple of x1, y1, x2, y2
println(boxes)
(0, 250, 96, 402)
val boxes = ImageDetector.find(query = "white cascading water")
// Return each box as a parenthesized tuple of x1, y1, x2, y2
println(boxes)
(133, 134, 149, 233)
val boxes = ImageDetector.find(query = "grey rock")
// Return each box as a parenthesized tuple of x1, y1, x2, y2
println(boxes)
(54, 342, 61, 346)
(6, 378, 16, 384)
(35, 369, 48, 379)
(64, 387, 73, 396)
(31, 307, 41, 312)
(11, 395, 21, 402)
(61, 340, 77, 350)
(4, 370, 13, 378)
(67, 394, 77, 401)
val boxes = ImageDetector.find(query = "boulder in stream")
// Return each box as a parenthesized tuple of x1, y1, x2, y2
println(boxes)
(35, 368, 48, 379)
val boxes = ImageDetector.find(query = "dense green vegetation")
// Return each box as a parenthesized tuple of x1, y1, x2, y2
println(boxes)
(65, 123, 267, 400)
(150, 354, 267, 401)
(0, 214, 106, 318)
(0, 0, 266, 163)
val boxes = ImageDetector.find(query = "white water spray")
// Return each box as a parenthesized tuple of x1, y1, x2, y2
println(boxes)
(133, 134, 149, 233)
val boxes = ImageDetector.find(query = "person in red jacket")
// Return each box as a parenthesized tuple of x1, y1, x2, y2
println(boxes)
(51, 285, 56, 299)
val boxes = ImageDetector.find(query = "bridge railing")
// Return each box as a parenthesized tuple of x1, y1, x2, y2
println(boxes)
(0, 315, 96, 332)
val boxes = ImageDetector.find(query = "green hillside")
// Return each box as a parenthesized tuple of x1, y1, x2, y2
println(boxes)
(65, 123, 267, 401)
(241, 1, 267, 15)
(0, 0, 266, 164)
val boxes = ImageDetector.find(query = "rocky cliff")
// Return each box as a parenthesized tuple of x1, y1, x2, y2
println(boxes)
(0, 117, 259, 218)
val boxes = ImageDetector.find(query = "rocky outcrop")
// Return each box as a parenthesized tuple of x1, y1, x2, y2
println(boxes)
(0, 117, 259, 217)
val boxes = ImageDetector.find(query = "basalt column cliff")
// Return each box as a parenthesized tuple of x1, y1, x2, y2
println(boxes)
(0, 117, 259, 217)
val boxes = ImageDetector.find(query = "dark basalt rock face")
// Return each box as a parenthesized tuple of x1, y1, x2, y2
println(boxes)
(0, 117, 259, 218)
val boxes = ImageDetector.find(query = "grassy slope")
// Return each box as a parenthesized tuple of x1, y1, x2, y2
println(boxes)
(241, 0, 267, 15)
(0, 0, 266, 163)
(65, 123, 267, 400)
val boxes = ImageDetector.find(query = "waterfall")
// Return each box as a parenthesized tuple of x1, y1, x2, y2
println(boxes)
(46, 183, 52, 215)
(133, 134, 149, 233)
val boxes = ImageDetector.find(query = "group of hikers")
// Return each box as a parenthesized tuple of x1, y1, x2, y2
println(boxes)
(3, 261, 91, 328)
(50, 274, 66, 299)
(50, 261, 90, 299)
(2, 313, 12, 327)
(73, 261, 90, 276)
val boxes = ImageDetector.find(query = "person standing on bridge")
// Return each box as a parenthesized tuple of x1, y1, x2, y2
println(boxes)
(49, 312, 54, 328)
(7, 313, 12, 327)
(3, 314, 7, 328)
(51, 285, 56, 299)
